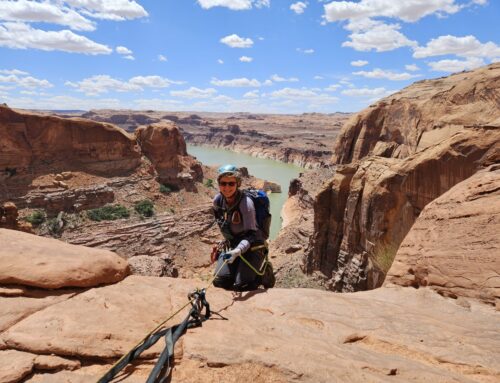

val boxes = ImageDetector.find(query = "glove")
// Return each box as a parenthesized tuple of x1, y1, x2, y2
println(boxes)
(210, 245, 219, 264)
(222, 248, 242, 264)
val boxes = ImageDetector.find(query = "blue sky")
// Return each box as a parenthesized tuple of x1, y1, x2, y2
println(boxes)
(0, 0, 498, 113)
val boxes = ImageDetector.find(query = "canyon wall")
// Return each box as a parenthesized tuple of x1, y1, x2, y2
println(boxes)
(307, 63, 500, 298)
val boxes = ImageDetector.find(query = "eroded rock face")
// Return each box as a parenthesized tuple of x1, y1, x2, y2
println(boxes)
(136, 122, 203, 187)
(386, 166, 500, 304)
(0, 105, 141, 176)
(333, 63, 500, 164)
(0, 229, 129, 289)
(0, 202, 32, 232)
(308, 63, 500, 295)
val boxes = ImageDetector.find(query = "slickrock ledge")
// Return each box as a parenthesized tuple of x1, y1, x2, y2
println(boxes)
(386, 165, 500, 304)
(0, 229, 129, 289)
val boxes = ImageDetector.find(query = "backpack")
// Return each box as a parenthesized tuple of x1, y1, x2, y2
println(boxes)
(215, 188, 272, 239)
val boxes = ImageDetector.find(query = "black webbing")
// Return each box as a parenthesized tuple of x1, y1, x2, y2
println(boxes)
(98, 289, 210, 383)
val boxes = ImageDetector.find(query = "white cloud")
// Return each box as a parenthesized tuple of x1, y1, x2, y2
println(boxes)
(66, 75, 182, 96)
(64, 0, 148, 21)
(158, 54, 167, 62)
(218, 59, 224, 64)
(324, 0, 461, 23)
(405, 64, 420, 71)
(353, 68, 420, 80)
(314, 75, 324, 80)
(116, 46, 132, 55)
(239, 56, 253, 62)
(351, 60, 368, 67)
(341, 87, 391, 97)
(290, 2, 307, 14)
(413, 35, 500, 59)
(268, 87, 339, 105)
(170, 87, 217, 99)
(211, 77, 261, 87)
(0, 73, 53, 89)
(270, 74, 299, 82)
(343, 19, 417, 52)
(324, 84, 341, 91)
(243, 90, 260, 98)
(197, 0, 269, 10)
(0, 69, 29, 75)
(220, 34, 253, 48)
(0, 0, 95, 31)
(297, 48, 314, 54)
(0, 22, 112, 54)
(427, 57, 485, 72)
(123, 55, 134, 60)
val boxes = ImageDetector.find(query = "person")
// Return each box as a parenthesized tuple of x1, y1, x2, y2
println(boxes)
(211, 164, 266, 291)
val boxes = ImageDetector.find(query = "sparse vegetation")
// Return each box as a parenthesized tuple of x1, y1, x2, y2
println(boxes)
(25, 210, 45, 225)
(204, 178, 214, 188)
(160, 183, 173, 194)
(169, 207, 175, 214)
(87, 205, 130, 221)
(372, 242, 398, 274)
(134, 199, 154, 217)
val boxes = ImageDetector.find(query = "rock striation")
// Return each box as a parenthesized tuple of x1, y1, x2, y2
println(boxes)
(308, 63, 500, 296)
(386, 165, 500, 304)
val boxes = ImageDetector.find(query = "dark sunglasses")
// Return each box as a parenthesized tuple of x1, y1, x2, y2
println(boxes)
(219, 181, 236, 187)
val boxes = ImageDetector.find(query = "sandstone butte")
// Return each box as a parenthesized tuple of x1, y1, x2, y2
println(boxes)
(306, 63, 500, 303)
(1, 228, 499, 383)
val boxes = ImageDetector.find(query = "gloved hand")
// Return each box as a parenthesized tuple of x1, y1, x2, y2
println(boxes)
(222, 248, 242, 264)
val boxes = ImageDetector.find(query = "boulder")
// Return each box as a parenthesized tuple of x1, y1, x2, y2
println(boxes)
(0, 229, 129, 289)
(386, 165, 500, 304)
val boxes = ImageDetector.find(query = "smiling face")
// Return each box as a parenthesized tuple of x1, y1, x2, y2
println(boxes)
(218, 176, 238, 200)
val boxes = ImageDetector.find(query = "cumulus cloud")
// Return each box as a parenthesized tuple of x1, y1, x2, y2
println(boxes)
(268, 87, 339, 105)
(0, 22, 112, 54)
(323, 0, 461, 23)
(239, 56, 253, 62)
(353, 68, 420, 81)
(197, 0, 270, 10)
(405, 64, 420, 71)
(341, 87, 391, 97)
(218, 59, 224, 64)
(314, 75, 324, 80)
(270, 74, 299, 82)
(158, 54, 167, 62)
(116, 46, 132, 55)
(243, 90, 260, 98)
(170, 87, 217, 99)
(0, 0, 95, 31)
(343, 19, 417, 52)
(64, 0, 148, 21)
(0, 69, 29, 75)
(66, 75, 182, 96)
(351, 60, 368, 67)
(413, 35, 500, 59)
(427, 57, 485, 72)
(324, 84, 341, 91)
(290, 2, 307, 14)
(220, 34, 254, 48)
(0, 73, 53, 89)
(211, 77, 262, 87)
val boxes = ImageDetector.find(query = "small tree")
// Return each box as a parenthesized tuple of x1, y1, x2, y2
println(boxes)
(26, 210, 45, 225)
(87, 205, 130, 221)
(204, 178, 214, 188)
(160, 184, 172, 194)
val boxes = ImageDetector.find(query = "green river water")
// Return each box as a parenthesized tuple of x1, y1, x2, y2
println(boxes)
(187, 145, 304, 240)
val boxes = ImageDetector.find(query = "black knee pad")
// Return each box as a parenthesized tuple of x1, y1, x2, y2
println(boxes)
(213, 277, 233, 290)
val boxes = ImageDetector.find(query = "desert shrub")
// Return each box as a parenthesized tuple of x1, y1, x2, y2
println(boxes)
(160, 184, 173, 194)
(204, 178, 214, 188)
(134, 199, 154, 217)
(87, 205, 130, 221)
(26, 210, 45, 225)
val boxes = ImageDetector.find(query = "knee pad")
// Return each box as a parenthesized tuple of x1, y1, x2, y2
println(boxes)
(213, 277, 233, 290)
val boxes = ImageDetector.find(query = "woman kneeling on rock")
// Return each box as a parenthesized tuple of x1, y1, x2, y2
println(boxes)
(211, 164, 273, 291)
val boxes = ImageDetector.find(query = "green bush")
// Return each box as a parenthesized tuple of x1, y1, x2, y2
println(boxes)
(87, 205, 130, 221)
(26, 210, 45, 225)
(204, 178, 214, 188)
(134, 199, 154, 217)
(159, 184, 172, 194)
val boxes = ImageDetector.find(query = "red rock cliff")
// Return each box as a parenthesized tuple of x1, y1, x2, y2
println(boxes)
(308, 64, 500, 294)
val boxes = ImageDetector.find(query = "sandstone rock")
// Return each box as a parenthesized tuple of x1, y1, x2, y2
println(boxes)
(3, 278, 499, 383)
(251, 179, 281, 193)
(0, 202, 33, 232)
(310, 127, 499, 292)
(136, 122, 203, 187)
(0, 349, 35, 383)
(128, 255, 171, 277)
(0, 229, 129, 289)
(0, 105, 141, 175)
(386, 166, 500, 304)
(333, 63, 500, 164)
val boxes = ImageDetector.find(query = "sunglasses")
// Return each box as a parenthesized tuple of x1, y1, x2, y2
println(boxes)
(219, 181, 236, 187)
